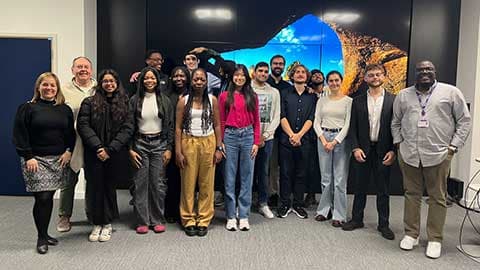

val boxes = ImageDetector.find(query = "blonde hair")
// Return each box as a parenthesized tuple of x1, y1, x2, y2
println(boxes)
(31, 72, 65, 105)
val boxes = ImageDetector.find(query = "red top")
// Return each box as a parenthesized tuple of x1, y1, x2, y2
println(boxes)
(219, 91, 260, 145)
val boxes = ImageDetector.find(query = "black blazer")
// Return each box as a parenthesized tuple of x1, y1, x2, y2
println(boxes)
(348, 91, 395, 157)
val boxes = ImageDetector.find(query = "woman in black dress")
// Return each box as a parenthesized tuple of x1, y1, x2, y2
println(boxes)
(77, 69, 133, 242)
(13, 72, 75, 254)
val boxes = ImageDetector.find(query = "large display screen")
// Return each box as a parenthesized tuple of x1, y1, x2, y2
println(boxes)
(147, 0, 411, 94)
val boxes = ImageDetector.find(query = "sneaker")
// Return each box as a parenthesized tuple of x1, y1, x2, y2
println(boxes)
(291, 206, 308, 219)
(99, 224, 112, 242)
(89, 225, 102, 242)
(225, 218, 237, 231)
(342, 220, 365, 231)
(399, 235, 419, 250)
(56, 216, 71, 232)
(153, 224, 166, 233)
(136, 225, 149, 234)
(239, 218, 250, 231)
(277, 205, 291, 218)
(258, 205, 275, 219)
(426, 241, 442, 259)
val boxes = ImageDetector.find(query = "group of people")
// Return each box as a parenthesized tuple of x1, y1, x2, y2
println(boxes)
(12, 48, 471, 259)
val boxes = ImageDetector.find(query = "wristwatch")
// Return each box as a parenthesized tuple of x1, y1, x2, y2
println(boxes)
(216, 146, 224, 152)
(448, 145, 458, 153)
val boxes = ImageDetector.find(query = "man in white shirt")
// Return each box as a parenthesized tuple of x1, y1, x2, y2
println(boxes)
(342, 64, 395, 240)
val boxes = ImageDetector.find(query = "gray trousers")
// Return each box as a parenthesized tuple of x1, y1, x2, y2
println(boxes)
(59, 168, 89, 219)
(132, 136, 168, 226)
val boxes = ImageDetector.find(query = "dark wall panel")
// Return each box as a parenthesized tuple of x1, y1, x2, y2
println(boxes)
(408, 0, 461, 85)
(97, 0, 147, 85)
(0, 37, 52, 195)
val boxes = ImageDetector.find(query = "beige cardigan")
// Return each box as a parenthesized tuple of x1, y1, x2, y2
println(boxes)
(63, 78, 96, 172)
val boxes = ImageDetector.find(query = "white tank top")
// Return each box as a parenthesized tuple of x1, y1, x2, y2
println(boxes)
(184, 94, 214, 137)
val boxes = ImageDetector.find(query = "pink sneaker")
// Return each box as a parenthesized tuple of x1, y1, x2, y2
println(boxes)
(136, 225, 149, 234)
(153, 224, 166, 233)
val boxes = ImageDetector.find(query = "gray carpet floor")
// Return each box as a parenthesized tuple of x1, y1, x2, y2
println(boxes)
(0, 192, 479, 270)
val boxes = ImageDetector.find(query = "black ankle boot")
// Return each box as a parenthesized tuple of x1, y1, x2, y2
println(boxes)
(36, 239, 48, 254)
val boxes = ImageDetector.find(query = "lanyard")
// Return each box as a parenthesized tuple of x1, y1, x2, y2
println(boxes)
(415, 88, 434, 116)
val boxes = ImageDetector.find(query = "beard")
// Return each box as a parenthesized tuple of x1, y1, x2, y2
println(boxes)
(310, 81, 324, 87)
(416, 81, 434, 90)
(367, 81, 383, 88)
(271, 68, 283, 77)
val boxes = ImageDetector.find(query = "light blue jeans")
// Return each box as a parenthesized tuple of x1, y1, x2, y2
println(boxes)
(316, 130, 351, 222)
(223, 126, 255, 219)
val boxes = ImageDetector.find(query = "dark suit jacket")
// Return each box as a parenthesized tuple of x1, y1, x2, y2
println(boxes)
(348, 90, 395, 157)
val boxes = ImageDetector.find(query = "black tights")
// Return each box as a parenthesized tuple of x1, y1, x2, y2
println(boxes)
(33, 191, 55, 240)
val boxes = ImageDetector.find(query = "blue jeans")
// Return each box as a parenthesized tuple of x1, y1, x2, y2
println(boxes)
(316, 131, 351, 222)
(253, 139, 273, 206)
(223, 126, 255, 219)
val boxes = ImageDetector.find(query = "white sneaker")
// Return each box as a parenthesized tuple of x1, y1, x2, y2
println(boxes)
(399, 235, 419, 250)
(426, 241, 442, 259)
(89, 225, 102, 242)
(258, 205, 275, 219)
(239, 218, 250, 231)
(99, 224, 112, 242)
(226, 219, 237, 231)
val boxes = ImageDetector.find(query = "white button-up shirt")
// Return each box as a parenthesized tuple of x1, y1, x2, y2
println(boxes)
(367, 89, 385, 142)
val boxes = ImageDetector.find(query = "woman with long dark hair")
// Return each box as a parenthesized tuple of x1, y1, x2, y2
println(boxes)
(128, 66, 174, 234)
(175, 68, 223, 236)
(219, 64, 260, 231)
(77, 69, 133, 242)
(164, 66, 190, 223)
(13, 72, 75, 254)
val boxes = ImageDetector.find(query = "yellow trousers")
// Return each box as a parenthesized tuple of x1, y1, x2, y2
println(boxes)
(180, 133, 216, 227)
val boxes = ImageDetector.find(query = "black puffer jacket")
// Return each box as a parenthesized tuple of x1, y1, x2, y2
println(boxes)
(77, 95, 134, 154)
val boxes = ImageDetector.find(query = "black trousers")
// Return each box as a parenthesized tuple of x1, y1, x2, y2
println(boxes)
(84, 149, 128, 225)
(279, 142, 312, 208)
(165, 154, 181, 220)
(351, 146, 391, 227)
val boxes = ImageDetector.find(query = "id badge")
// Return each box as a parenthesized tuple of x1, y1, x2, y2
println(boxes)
(418, 119, 429, 128)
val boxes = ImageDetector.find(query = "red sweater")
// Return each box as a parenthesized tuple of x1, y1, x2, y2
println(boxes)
(219, 91, 260, 145)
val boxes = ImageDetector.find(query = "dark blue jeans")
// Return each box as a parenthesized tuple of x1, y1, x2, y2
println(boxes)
(253, 139, 274, 206)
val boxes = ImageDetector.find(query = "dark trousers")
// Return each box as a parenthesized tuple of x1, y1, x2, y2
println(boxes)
(279, 142, 311, 208)
(165, 153, 181, 220)
(132, 137, 168, 226)
(351, 146, 391, 228)
(84, 149, 126, 225)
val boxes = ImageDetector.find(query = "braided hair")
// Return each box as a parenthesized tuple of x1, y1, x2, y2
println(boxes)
(182, 68, 213, 134)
